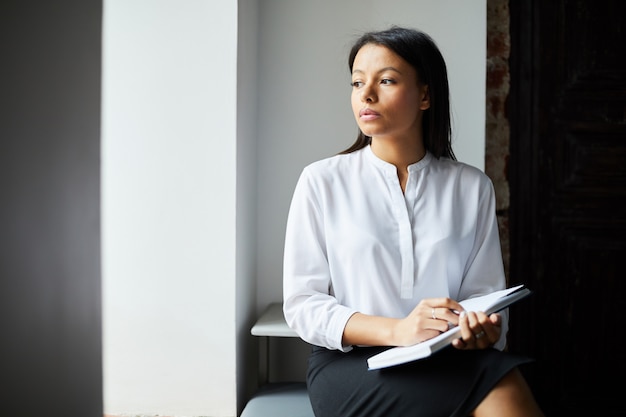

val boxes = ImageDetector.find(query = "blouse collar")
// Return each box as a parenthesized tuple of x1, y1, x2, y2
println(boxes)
(364, 144, 433, 175)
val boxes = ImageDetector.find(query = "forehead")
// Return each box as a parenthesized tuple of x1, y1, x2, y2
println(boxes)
(352, 43, 410, 73)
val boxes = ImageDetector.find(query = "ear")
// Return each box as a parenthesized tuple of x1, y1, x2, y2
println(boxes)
(419, 85, 431, 110)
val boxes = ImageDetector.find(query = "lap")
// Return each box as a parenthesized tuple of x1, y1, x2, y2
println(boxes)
(306, 345, 533, 417)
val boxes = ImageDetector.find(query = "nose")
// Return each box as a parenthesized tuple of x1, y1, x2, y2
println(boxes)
(360, 85, 376, 103)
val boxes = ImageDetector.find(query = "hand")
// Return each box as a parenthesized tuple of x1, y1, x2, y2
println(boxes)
(452, 310, 501, 350)
(393, 298, 464, 346)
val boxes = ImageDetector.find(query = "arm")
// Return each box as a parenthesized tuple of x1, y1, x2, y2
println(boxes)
(283, 168, 356, 351)
(455, 171, 508, 349)
(342, 296, 465, 347)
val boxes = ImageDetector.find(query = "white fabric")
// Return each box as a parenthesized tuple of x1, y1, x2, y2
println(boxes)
(283, 146, 508, 352)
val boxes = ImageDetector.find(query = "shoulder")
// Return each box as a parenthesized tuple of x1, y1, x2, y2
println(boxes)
(300, 149, 364, 180)
(430, 157, 493, 187)
(427, 157, 495, 203)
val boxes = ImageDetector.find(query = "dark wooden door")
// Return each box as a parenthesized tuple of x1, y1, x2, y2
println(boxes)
(508, 1, 626, 415)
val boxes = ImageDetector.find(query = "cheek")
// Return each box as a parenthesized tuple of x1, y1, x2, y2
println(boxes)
(397, 94, 420, 119)
(397, 90, 417, 106)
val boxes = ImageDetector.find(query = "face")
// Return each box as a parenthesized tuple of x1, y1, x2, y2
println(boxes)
(351, 44, 430, 142)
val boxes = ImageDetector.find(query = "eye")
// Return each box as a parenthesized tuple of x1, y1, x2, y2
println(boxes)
(380, 78, 396, 85)
(351, 80, 364, 88)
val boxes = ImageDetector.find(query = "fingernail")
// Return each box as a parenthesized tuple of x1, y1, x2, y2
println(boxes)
(459, 311, 466, 319)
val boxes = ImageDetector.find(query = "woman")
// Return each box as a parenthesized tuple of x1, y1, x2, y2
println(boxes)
(283, 26, 544, 416)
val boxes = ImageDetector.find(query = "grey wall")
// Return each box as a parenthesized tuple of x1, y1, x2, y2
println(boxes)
(255, 0, 487, 382)
(0, 1, 103, 416)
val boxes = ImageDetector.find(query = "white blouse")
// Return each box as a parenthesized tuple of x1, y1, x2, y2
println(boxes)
(283, 145, 508, 352)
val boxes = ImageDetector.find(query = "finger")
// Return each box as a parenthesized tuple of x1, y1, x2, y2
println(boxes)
(430, 306, 462, 328)
(429, 307, 453, 333)
(466, 311, 482, 334)
(427, 297, 464, 312)
(465, 311, 488, 347)
(458, 311, 475, 343)
(472, 312, 497, 347)
(473, 329, 488, 345)
(452, 336, 467, 349)
(457, 312, 482, 349)
(480, 314, 501, 344)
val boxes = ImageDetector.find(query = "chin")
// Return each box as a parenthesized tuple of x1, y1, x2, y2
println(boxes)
(358, 127, 377, 137)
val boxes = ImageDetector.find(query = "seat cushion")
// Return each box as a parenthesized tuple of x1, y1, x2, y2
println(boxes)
(241, 382, 314, 417)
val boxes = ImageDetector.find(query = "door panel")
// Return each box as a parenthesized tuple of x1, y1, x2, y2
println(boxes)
(509, 1, 626, 415)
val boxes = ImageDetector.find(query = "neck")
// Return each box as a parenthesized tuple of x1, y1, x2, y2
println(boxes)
(370, 136, 426, 171)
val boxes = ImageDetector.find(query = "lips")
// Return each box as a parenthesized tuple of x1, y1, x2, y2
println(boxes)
(359, 108, 380, 121)
(359, 108, 380, 116)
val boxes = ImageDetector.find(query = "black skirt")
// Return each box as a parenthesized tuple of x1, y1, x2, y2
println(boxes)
(306, 344, 533, 417)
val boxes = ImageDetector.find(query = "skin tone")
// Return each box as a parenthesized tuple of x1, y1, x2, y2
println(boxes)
(343, 44, 545, 417)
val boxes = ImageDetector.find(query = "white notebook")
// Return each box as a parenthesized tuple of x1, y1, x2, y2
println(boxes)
(367, 285, 531, 370)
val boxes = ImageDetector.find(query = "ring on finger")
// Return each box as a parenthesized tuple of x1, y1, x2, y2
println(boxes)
(474, 331, 485, 339)
(431, 308, 436, 320)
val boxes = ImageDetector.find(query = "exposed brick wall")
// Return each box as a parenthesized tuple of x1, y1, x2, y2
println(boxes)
(485, 0, 511, 279)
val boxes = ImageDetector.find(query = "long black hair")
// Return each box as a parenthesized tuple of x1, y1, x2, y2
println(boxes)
(341, 26, 455, 160)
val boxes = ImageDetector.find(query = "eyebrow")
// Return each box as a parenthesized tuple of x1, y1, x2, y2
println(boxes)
(352, 66, 403, 76)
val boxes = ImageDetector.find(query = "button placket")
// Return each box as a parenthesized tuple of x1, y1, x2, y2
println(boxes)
(387, 171, 415, 299)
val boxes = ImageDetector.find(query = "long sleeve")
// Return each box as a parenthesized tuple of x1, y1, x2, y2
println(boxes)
(456, 173, 509, 349)
(283, 167, 357, 351)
